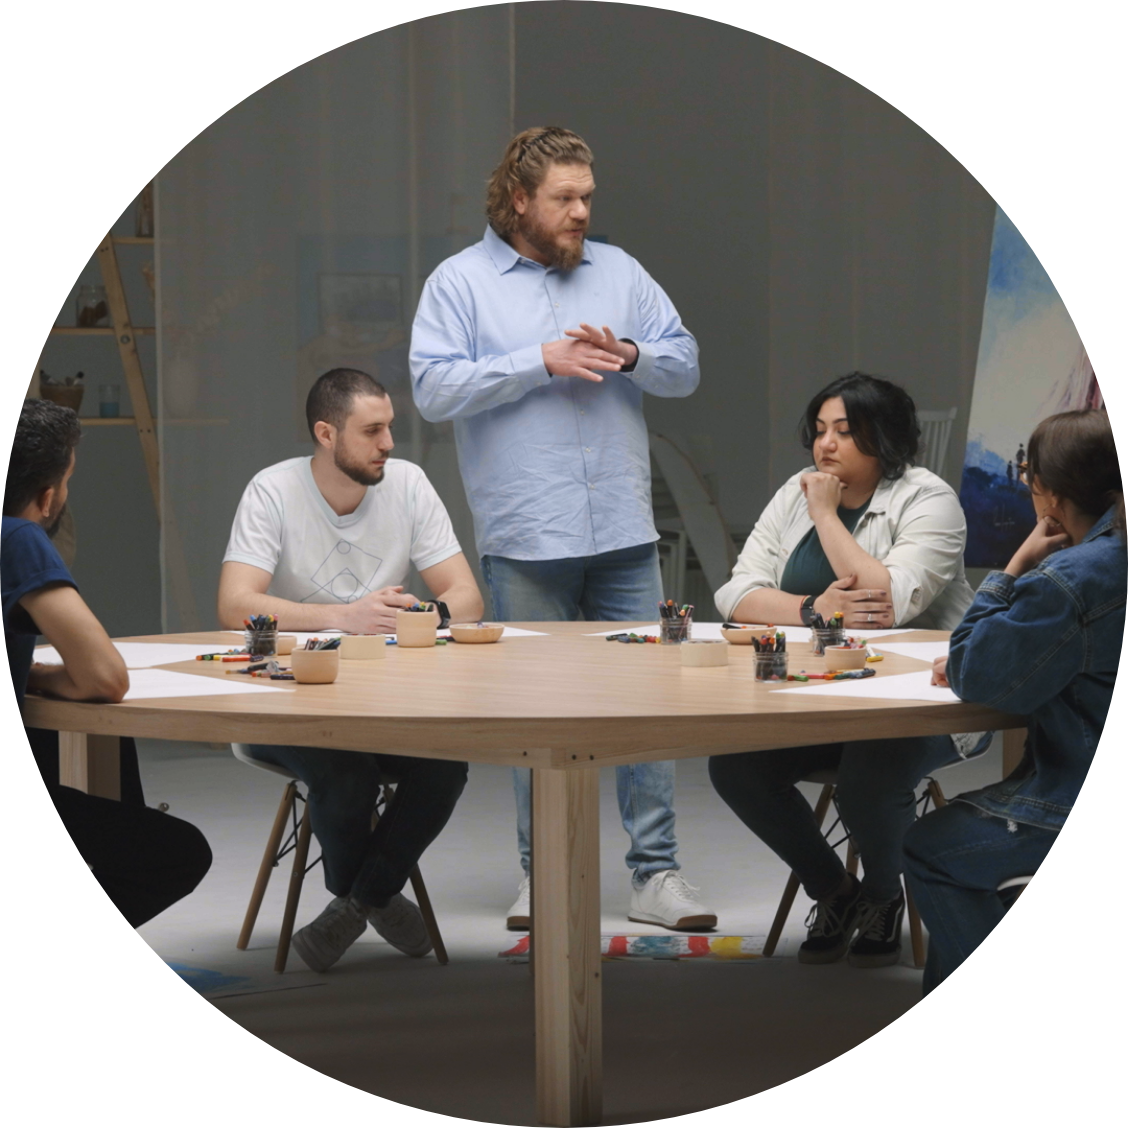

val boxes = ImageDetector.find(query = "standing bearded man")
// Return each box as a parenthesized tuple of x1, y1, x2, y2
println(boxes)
(410, 126, 715, 932)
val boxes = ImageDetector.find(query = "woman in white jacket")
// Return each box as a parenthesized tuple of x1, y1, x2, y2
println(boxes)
(710, 372, 975, 968)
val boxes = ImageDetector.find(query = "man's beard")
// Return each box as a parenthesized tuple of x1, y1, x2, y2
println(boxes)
(518, 209, 586, 272)
(334, 447, 385, 487)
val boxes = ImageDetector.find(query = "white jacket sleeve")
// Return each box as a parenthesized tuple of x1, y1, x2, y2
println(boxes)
(882, 484, 968, 625)
(713, 483, 794, 621)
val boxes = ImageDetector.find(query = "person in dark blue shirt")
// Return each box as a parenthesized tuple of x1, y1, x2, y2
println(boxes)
(905, 409, 1126, 993)
(3, 399, 210, 926)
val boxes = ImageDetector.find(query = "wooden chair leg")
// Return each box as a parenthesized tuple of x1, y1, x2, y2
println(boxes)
(275, 802, 313, 973)
(408, 866, 449, 966)
(904, 879, 925, 968)
(238, 781, 297, 950)
(764, 784, 835, 957)
(845, 837, 859, 876)
(927, 778, 947, 809)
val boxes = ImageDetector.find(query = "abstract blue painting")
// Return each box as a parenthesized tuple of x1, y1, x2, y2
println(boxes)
(959, 208, 1101, 567)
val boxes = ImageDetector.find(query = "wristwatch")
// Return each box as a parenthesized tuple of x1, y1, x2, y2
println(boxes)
(799, 594, 818, 626)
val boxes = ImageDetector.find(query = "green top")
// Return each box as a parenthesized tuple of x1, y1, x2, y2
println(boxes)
(779, 499, 872, 597)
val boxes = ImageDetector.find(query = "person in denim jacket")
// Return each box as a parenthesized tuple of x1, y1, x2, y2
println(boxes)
(904, 409, 1126, 994)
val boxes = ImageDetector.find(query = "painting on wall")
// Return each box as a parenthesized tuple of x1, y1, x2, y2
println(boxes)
(959, 208, 1102, 568)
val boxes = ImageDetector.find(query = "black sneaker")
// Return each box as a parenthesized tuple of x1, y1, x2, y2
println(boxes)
(848, 890, 906, 968)
(798, 873, 862, 964)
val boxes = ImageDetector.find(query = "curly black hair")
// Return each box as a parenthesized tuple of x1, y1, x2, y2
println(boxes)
(798, 372, 920, 481)
(4, 398, 83, 516)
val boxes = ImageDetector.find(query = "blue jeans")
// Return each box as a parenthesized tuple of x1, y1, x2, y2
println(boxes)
(708, 735, 955, 905)
(246, 744, 467, 908)
(903, 801, 1056, 994)
(482, 543, 678, 882)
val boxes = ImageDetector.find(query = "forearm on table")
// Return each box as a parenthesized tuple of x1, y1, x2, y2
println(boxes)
(217, 590, 352, 633)
(729, 587, 806, 626)
(27, 662, 128, 704)
(434, 581, 485, 624)
(813, 515, 892, 591)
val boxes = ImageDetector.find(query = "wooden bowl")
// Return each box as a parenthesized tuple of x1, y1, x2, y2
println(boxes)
(450, 623, 505, 644)
(396, 609, 438, 648)
(721, 626, 758, 645)
(824, 645, 867, 672)
(275, 635, 297, 656)
(289, 648, 340, 683)
(340, 634, 387, 659)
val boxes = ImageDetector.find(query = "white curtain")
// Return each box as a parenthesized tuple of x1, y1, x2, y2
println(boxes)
(157, 9, 512, 631)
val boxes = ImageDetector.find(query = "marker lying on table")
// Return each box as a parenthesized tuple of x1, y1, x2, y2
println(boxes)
(786, 667, 877, 682)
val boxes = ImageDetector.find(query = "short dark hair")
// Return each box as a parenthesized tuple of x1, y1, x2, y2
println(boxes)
(798, 372, 920, 481)
(1028, 409, 1124, 534)
(305, 368, 388, 440)
(4, 398, 83, 516)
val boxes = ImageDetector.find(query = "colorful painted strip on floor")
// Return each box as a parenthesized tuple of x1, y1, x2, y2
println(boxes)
(499, 935, 765, 961)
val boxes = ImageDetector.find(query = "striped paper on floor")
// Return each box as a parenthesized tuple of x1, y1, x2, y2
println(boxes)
(499, 934, 767, 961)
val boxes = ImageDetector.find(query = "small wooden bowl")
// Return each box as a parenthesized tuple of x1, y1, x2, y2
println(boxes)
(289, 648, 340, 684)
(680, 639, 729, 667)
(275, 635, 297, 656)
(721, 626, 758, 645)
(340, 634, 387, 659)
(396, 609, 438, 648)
(824, 645, 867, 672)
(450, 622, 505, 644)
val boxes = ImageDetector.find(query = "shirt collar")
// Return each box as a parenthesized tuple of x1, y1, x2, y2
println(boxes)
(481, 224, 593, 275)
(1082, 505, 1120, 543)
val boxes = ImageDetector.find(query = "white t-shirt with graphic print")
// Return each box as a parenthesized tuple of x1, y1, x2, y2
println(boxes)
(223, 456, 461, 607)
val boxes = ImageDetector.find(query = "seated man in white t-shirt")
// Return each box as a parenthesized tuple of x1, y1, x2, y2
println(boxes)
(218, 368, 483, 972)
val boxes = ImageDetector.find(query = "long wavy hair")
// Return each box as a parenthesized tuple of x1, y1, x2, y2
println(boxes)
(485, 126, 594, 239)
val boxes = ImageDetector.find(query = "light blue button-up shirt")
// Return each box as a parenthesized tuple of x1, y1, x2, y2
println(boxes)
(410, 226, 700, 560)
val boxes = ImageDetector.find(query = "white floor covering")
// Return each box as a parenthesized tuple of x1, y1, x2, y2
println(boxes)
(134, 738, 1005, 1124)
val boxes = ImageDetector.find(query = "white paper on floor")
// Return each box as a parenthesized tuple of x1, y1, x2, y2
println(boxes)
(770, 668, 960, 704)
(122, 669, 293, 700)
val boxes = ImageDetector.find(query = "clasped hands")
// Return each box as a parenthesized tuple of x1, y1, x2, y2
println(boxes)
(542, 322, 639, 382)
(341, 585, 426, 634)
(813, 574, 894, 630)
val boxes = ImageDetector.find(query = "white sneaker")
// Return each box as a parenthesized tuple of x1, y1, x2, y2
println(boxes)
(367, 893, 433, 958)
(291, 895, 367, 973)
(506, 874, 531, 931)
(628, 870, 717, 931)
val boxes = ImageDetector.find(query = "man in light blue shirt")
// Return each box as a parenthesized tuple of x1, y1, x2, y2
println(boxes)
(410, 126, 715, 932)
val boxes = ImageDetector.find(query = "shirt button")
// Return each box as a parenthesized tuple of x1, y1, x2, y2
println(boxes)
(580, 410, 585, 415)
(585, 447, 591, 453)
(554, 302, 559, 308)
(589, 484, 596, 491)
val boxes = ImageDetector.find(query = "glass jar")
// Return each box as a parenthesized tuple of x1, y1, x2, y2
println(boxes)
(659, 615, 692, 644)
(75, 284, 110, 328)
(754, 652, 789, 682)
(810, 626, 846, 656)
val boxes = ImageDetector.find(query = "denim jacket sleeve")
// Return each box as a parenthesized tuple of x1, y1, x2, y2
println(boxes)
(947, 567, 1086, 715)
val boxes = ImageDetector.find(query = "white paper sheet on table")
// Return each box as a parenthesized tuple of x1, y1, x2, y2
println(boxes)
(121, 669, 293, 700)
(770, 669, 960, 704)
(585, 622, 915, 643)
(872, 641, 950, 663)
(34, 641, 238, 668)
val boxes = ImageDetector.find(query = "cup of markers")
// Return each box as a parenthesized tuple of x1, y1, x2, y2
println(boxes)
(809, 611, 846, 656)
(752, 629, 788, 681)
(658, 599, 693, 644)
(244, 614, 279, 657)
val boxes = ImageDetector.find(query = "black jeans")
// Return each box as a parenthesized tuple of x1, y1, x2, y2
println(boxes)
(709, 735, 955, 904)
(246, 744, 468, 908)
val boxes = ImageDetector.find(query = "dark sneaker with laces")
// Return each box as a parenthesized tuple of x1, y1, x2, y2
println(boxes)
(798, 873, 862, 964)
(848, 890, 906, 968)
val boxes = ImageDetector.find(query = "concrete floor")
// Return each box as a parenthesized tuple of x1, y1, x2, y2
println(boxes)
(132, 738, 1006, 1124)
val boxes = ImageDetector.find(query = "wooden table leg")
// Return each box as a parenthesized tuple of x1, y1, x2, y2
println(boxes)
(532, 766, 602, 1127)
(58, 731, 120, 799)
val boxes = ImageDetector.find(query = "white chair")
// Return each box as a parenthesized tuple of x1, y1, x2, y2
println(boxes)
(232, 744, 448, 972)
(649, 432, 738, 597)
(917, 407, 958, 479)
